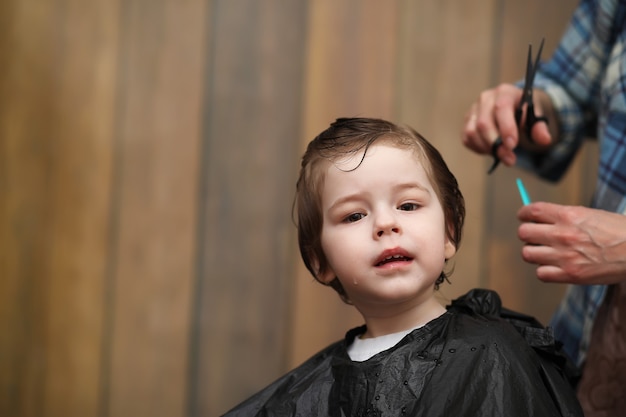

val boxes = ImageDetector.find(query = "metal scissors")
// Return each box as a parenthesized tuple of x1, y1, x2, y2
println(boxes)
(488, 38, 548, 174)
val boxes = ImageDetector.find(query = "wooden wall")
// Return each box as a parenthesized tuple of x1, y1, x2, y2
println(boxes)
(0, 0, 585, 416)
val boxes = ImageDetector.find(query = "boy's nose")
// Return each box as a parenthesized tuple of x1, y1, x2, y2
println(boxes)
(374, 212, 401, 238)
(376, 226, 399, 237)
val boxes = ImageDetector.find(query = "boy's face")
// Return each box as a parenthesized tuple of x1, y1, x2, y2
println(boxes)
(318, 143, 455, 314)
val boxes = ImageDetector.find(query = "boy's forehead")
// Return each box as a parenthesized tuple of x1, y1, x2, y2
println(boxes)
(328, 149, 368, 171)
(317, 143, 439, 203)
(321, 145, 430, 190)
(329, 142, 424, 171)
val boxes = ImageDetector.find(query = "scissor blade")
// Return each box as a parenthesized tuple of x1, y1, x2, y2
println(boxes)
(529, 38, 545, 87)
(523, 44, 533, 99)
(534, 38, 545, 67)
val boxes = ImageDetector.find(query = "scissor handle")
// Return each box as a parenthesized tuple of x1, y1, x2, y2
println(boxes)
(525, 102, 548, 140)
(488, 106, 548, 174)
(487, 137, 503, 174)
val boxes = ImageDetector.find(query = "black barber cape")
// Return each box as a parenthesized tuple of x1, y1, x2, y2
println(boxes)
(222, 289, 583, 417)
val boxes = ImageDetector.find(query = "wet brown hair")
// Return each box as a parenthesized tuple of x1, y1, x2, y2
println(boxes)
(295, 117, 465, 303)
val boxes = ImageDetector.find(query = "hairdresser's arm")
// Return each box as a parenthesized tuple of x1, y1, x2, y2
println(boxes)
(517, 202, 626, 285)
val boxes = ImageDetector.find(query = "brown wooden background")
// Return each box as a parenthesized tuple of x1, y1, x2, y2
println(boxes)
(1, 0, 593, 416)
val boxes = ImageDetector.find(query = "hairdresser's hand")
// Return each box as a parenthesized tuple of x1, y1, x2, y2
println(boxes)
(517, 202, 626, 285)
(461, 84, 554, 167)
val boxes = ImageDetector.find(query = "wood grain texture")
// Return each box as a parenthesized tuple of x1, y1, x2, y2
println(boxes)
(290, 0, 400, 370)
(197, 1, 308, 415)
(104, 1, 206, 416)
(0, 1, 591, 416)
(395, 0, 499, 304)
(0, 1, 119, 416)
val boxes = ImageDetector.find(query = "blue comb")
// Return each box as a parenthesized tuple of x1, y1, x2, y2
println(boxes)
(516, 178, 531, 205)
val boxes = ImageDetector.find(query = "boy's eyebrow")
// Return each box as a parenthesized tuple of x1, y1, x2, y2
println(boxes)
(395, 182, 430, 194)
(327, 193, 365, 212)
(388, 182, 432, 197)
(327, 182, 431, 211)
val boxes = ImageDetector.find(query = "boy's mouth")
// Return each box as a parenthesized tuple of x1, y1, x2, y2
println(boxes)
(375, 254, 413, 266)
(374, 249, 413, 266)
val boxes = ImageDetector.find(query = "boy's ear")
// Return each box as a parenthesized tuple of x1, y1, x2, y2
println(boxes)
(444, 237, 456, 260)
(444, 224, 457, 259)
(312, 258, 336, 284)
(317, 268, 336, 285)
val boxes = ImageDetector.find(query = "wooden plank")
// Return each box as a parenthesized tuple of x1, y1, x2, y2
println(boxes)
(395, 0, 499, 304)
(104, 1, 206, 416)
(0, 1, 119, 416)
(0, 3, 53, 414)
(291, 0, 399, 369)
(196, 1, 308, 415)
(487, 0, 581, 323)
(43, 1, 120, 415)
(0, 1, 52, 410)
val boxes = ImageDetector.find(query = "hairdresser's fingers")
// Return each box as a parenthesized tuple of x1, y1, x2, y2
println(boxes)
(462, 103, 493, 155)
(489, 84, 525, 166)
(517, 201, 562, 225)
(462, 84, 524, 167)
(524, 89, 556, 148)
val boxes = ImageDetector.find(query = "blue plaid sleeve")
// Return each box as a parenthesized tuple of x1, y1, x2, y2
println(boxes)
(516, 0, 623, 182)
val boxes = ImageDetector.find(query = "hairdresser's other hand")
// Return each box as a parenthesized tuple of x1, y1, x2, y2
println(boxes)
(517, 202, 626, 285)
(461, 84, 554, 167)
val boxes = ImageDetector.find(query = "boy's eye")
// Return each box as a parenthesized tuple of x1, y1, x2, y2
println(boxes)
(399, 202, 419, 211)
(343, 213, 365, 223)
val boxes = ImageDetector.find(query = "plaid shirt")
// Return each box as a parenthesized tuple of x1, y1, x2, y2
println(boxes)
(516, 0, 626, 367)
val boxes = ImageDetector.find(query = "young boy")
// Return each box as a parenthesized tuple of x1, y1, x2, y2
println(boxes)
(223, 118, 582, 416)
